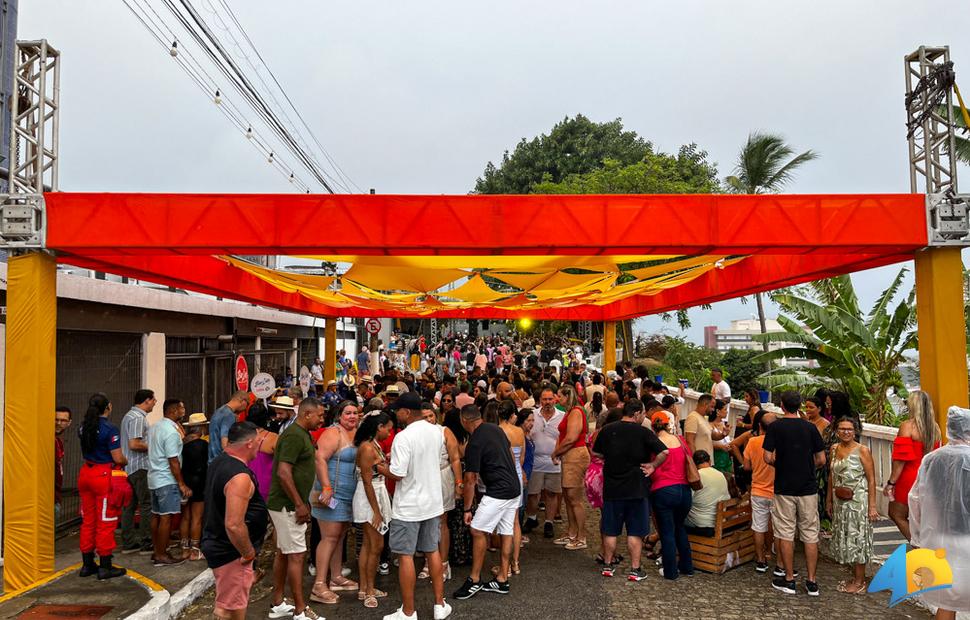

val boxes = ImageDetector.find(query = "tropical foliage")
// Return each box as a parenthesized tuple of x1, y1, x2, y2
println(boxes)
(753, 269, 917, 425)
(637, 335, 768, 394)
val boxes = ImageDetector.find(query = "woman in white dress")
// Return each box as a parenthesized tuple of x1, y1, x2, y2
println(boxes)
(351, 411, 394, 609)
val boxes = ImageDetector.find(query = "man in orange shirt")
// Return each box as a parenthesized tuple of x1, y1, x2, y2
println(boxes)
(743, 411, 777, 573)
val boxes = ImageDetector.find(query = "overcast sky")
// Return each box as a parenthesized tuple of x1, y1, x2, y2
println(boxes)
(22, 0, 970, 342)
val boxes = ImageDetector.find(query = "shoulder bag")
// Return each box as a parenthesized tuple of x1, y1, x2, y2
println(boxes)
(678, 435, 703, 491)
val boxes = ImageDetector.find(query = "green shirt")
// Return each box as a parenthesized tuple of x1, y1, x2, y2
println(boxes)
(267, 423, 316, 512)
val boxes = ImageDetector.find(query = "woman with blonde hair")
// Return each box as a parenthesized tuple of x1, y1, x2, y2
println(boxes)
(551, 384, 591, 550)
(884, 390, 941, 540)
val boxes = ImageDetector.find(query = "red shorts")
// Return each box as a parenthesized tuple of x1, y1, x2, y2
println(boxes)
(212, 560, 254, 611)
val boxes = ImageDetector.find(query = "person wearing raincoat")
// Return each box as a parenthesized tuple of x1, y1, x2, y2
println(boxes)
(909, 405, 970, 619)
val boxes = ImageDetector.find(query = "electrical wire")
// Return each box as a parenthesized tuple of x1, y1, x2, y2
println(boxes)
(122, 0, 311, 192)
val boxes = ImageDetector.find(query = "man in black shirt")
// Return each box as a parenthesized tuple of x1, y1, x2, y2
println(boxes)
(592, 399, 668, 581)
(763, 390, 826, 597)
(201, 422, 268, 620)
(453, 405, 520, 600)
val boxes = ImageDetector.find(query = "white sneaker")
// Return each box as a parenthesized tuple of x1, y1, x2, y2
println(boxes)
(383, 606, 417, 620)
(308, 563, 316, 577)
(433, 601, 453, 619)
(341, 566, 353, 578)
(294, 606, 321, 620)
(269, 598, 296, 618)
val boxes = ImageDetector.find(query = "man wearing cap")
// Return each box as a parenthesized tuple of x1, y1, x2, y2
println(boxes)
(384, 392, 450, 620)
(320, 380, 340, 409)
(210, 391, 251, 463)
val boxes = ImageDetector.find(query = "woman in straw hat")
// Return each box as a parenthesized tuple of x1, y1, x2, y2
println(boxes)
(180, 412, 209, 561)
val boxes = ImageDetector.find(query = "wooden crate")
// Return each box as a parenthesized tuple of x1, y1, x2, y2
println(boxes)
(687, 496, 756, 574)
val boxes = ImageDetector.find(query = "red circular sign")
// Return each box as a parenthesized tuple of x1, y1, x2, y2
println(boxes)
(235, 355, 249, 391)
(365, 318, 381, 335)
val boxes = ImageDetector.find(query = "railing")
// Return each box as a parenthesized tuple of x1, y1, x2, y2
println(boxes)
(678, 389, 897, 515)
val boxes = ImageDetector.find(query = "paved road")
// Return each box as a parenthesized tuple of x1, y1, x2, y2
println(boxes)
(181, 511, 933, 620)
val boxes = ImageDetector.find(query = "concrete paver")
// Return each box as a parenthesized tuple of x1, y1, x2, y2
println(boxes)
(180, 506, 934, 619)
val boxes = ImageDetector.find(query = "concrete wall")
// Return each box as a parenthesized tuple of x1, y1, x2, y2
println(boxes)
(142, 332, 166, 426)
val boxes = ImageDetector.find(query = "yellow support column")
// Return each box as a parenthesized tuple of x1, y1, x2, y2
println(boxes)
(324, 318, 337, 384)
(603, 321, 617, 378)
(3, 252, 57, 591)
(915, 247, 969, 441)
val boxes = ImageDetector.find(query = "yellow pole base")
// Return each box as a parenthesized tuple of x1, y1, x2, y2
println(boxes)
(603, 321, 617, 378)
(914, 246, 969, 441)
(3, 252, 57, 591)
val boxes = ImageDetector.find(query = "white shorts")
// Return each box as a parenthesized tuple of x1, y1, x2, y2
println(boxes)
(269, 508, 308, 554)
(471, 495, 519, 536)
(751, 495, 772, 533)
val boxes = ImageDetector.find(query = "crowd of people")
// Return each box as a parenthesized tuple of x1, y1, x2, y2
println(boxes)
(64, 332, 968, 620)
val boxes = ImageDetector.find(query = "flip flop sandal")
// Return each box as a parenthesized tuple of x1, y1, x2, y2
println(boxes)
(310, 589, 339, 605)
(329, 578, 359, 591)
(363, 595, 379, 609)
(358, 589, 388, 600)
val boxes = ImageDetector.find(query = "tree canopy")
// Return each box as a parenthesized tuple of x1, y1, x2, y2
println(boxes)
(474, 115, 652, 194)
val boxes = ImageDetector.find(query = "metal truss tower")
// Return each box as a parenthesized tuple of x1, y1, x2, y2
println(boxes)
(905, 45, 970, 245)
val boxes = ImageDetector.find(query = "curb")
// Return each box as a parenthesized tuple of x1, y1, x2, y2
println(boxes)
(167, 568, 214, 618)
(123, 567, 213, 619)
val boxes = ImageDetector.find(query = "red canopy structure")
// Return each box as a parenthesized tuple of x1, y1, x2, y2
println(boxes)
(45, 192, 927, 321)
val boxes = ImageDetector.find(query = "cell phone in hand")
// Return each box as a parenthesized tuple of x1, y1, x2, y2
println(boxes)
(378, 522, 389, 535)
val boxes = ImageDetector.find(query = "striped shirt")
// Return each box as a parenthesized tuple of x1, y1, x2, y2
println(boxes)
(121, 406, 150, 474)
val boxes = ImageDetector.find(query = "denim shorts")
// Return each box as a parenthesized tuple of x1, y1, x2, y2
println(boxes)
(601, 498, 650, 537)
(150, 483, 182, 515)
(389, 517, 441, 555)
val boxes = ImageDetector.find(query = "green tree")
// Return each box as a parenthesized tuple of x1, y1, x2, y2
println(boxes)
(725, 132, 819, 363)
(717, 348, 767, 393)
(533, 145, 720, 194)
(753, 269, 916, 425)
(474, 115, 651, 194)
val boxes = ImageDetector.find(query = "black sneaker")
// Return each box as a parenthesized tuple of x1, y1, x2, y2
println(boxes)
(453, 577, 484, 600)
(773, 566, 799, 578)
(137, 541, 154, 555)
(806, 580, 820, 597)
(482, 579, 510, 594)
(601, 565, 615, 577)
(543, 522, 554, 539)
(755, 562, 769, 573)
(628, 567, 647, 582)
(523, 517, 539, 533)
(772, 577, 797, 595)
(378, 562, 390, 576)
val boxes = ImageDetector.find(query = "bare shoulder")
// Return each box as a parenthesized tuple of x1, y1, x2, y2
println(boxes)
(897, 418, 915, 438)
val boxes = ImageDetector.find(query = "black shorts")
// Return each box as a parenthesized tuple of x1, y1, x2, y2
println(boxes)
(601, 498, 650, 537)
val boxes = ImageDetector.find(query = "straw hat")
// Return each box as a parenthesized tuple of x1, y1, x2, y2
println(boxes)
(326, 379, 337, 387)
(183, 413, 208, 426)
(343, 374, 357, 387)
(270, 396, 295, 409)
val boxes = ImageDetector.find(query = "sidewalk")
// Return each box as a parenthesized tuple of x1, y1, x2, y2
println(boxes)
(0, 528, 211, 619)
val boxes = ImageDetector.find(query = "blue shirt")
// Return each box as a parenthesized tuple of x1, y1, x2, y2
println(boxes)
(148, 417, 182, 490)
(80, 418, 122, 464)
(208, 405, 236, 463)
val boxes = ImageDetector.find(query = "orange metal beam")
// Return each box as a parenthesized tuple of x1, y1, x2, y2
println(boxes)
(44, 193, 928, 256)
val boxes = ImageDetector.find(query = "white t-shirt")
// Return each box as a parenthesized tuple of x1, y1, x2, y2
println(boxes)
(310, 364, 324, 382)
(390, 420, 444, 521)
(712, 381, 731, 402)
(530, 408, 565, 473)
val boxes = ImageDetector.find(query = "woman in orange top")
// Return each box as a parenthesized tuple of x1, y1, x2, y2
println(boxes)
(551, 384, 591, 550)
(884, 390, 941, 541)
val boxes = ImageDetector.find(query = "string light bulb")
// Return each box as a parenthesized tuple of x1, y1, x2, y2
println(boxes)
(288, 173, 295, 183)
(245, 126, 253, 139)
(267, 152, 274, 163)
(169, 41, 178, 57)
(213, 89, 222, 105)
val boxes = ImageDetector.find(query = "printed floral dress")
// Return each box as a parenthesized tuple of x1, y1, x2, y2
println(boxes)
(830, 446, 873, 565)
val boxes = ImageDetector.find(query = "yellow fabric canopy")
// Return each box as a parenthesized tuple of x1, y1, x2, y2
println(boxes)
(218, 254, 749, 317)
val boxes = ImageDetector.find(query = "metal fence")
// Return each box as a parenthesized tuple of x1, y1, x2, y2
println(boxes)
(56, 330, 143, 530)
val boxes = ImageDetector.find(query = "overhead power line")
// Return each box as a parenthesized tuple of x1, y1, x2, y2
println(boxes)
(121, 0, 357, 193)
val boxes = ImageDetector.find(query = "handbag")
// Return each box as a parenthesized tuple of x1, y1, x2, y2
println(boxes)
(834, 486, 854, 501)
(678, 436, 703, 491)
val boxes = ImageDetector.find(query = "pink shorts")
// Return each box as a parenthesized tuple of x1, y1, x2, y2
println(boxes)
(213, 560, 255, 611)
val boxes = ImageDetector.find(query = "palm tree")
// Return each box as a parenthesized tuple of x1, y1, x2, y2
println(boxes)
(752, 269, 917, 425)
(725, 133, 819, 363)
